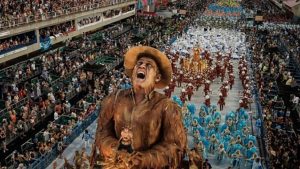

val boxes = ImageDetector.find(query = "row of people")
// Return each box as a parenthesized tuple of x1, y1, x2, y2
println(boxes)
(0, 0, 132, 29)
(0, 32, 36, 53)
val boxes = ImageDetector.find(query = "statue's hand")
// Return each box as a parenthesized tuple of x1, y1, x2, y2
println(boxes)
(128, 152, 143, 168)
(100, 141, 118, 158)
(116, 150, 129, 162)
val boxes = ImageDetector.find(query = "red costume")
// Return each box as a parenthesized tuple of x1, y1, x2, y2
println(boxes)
(163, 87, 172, 98)
(218, 94, 225, 111)
(186, 84, 194, 101)
(180, 89, 187, 104)
(205, 95, 211, 107)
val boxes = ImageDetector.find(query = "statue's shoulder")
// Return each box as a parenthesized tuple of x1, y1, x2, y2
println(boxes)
(102, 89, 132, 104)
(154, 92, 180, 111)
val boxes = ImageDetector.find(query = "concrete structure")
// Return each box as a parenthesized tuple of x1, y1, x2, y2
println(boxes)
(283, 0, 300, 17)
(270, 0, 300, 17)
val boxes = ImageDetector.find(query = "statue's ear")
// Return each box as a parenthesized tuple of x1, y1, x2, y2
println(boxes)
(155, 73, 161, 82)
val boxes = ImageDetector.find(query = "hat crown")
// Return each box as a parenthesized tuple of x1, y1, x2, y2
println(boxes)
(124, 46, 172, 89)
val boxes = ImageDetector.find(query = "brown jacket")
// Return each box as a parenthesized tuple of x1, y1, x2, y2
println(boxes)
(95, 89, 187, 168)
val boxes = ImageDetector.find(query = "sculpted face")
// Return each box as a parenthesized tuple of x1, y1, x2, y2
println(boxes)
(132, 57, 161, 94)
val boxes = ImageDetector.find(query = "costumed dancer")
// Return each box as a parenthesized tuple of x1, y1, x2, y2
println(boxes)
(178, 71, 184, 87)
(205, 95, 211, 108)
(217, 144, 226, 161)
(186, 83, 194, 101)
(204, 80, 211, 96)
(218, 93, 225, 111)
(180, 89, 188, 105)
(163, 86, 172, 98)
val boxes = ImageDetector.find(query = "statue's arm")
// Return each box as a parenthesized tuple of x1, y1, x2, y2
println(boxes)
(95, 94, 119, 158)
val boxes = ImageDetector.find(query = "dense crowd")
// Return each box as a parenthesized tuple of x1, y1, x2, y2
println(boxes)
(240, 3, 300, 168)
(0, 0, 133, 29)
(280, 28, 300, 68)
(0, 31, 36, 54)
(0, 17, 138, 167)
(39, 21, 75, 39)
(241, 0, 293, 23)
(250, 27, 300, 168)
(78, 15, 101, 27)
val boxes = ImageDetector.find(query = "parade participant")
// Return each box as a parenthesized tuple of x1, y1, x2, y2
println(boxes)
(209, 134, 218, 154)
(220, 85, 228, 98)
(216, 61, 222, 78)
(217, 144, 226, 161)
(195, 75, 202, 91)
(232, 150, 243, 169)
(169, 78, 176, 92)
(92, 46, 187, 168)
(203, 159, 212, 169)
(204, 80, 211, 95)
(220, 66, 226, 83)
(186, 83, 194, 101)
(178, 71, 184, 87)
(180, 89, 188, 104)
(218, 93, 225, 111)
(229, 73, 235, 89)
(205, 95, 211, 107)
(163, 86, 172, 98)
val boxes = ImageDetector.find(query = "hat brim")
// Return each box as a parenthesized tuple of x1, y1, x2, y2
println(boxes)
(124, 46, 172, 89)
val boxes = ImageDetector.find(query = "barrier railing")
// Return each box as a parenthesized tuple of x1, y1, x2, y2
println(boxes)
(248, 44, 270, 169)
(0, 0, 134, 30)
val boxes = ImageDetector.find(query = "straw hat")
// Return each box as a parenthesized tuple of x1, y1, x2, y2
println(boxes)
(124, 46, 172, 89)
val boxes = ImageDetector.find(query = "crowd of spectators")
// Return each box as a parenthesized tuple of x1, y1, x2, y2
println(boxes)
(0, 17, 137, 168)
(121, 4, 135, 13)
(78, 15, 101, 27)
(5, 59, 130, 169)
(39, 21, 75, 39)
(280, 28, 300, 69)
(241, 0, 293, 23)
(249, 27, 300, 169)
(0, 0, 133, 29)
(103, 9, 121, 19)
(0, 31, 36, 55)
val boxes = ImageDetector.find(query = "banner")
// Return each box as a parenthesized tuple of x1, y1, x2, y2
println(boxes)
(40, 36, 52, 51)
(255, 16, 263, 22)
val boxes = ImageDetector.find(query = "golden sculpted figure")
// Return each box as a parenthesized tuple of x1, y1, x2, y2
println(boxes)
(91, 46, 187, 169)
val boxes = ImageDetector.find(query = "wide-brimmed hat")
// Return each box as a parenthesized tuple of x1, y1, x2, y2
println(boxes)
(124, 46, 172, 89)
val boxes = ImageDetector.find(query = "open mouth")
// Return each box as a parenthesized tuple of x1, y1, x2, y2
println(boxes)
(137, 71, 145, 80)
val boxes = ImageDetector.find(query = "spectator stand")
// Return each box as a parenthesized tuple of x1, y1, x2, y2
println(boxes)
(0, 31, 37, 57)
(4, 97, 99, 169)
(28, 95, 99, 169)
(0, 44, 90, 157)
(77, 14, 102, 29)
(249, 28, 300, 169)
(0, 0, 134, 30)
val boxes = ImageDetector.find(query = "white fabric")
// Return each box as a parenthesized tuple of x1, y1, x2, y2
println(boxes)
(171, 26, 246, 59)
